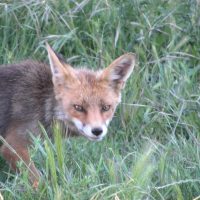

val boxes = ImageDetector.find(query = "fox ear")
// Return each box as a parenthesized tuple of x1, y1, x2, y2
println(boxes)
(101, 53, 136, 91)
(46, 43, 77, 87)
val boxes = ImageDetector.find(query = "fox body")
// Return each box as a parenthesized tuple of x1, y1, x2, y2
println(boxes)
(0, 44, 135, 187)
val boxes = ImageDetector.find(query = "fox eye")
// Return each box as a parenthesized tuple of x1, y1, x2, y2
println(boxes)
(74, 105, 85, 112)
(101, 105, 111, 112)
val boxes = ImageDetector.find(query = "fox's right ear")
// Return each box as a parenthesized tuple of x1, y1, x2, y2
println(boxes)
(46, 43, 77, 87)
(100, 53, 136, 92)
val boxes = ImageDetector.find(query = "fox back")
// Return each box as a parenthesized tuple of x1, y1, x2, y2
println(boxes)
(0, 61, 55, 137)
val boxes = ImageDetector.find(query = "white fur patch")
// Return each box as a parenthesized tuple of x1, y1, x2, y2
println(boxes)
(105, 119, 111, 126)
(72, 118, 83, 130)
(118, 94, 121, 103)
(111, 73, 121, 80)
(101, 124, 108, 139)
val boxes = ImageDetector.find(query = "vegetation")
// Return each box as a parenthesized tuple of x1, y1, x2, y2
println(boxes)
(0, 0, 200, 199)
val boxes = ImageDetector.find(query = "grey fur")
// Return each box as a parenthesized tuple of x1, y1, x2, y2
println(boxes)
(0, 61, 55, 137)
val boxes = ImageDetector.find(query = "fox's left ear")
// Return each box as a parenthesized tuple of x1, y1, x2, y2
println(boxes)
(101, 53, 136, 91)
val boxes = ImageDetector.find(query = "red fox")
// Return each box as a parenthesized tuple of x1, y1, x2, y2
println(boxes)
(0, 44, 136, 187)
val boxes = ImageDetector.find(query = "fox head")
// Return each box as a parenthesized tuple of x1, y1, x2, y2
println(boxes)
(47, 44, 136, 141)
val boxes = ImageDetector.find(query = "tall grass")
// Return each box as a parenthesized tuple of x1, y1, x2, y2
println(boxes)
(0, 0, 200, 199)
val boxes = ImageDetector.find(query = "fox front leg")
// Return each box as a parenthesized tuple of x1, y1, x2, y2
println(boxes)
(0, 129, 40, 188)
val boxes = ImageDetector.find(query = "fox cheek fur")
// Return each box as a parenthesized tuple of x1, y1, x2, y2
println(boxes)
(46, 44, 136, 140)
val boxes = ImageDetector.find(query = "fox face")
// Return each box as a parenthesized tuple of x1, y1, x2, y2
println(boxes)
(47, 44, 136, 141)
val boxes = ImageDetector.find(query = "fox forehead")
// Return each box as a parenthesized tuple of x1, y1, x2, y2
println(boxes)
(66, 69, 120, 105)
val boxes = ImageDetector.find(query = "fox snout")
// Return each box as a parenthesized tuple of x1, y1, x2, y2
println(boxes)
(72, 118, 108, 141)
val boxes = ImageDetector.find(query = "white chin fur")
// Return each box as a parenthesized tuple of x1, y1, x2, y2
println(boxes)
(72, 118, 108, 141)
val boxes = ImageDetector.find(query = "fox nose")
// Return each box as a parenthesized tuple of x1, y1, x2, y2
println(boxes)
(92, 127, 103, 136)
